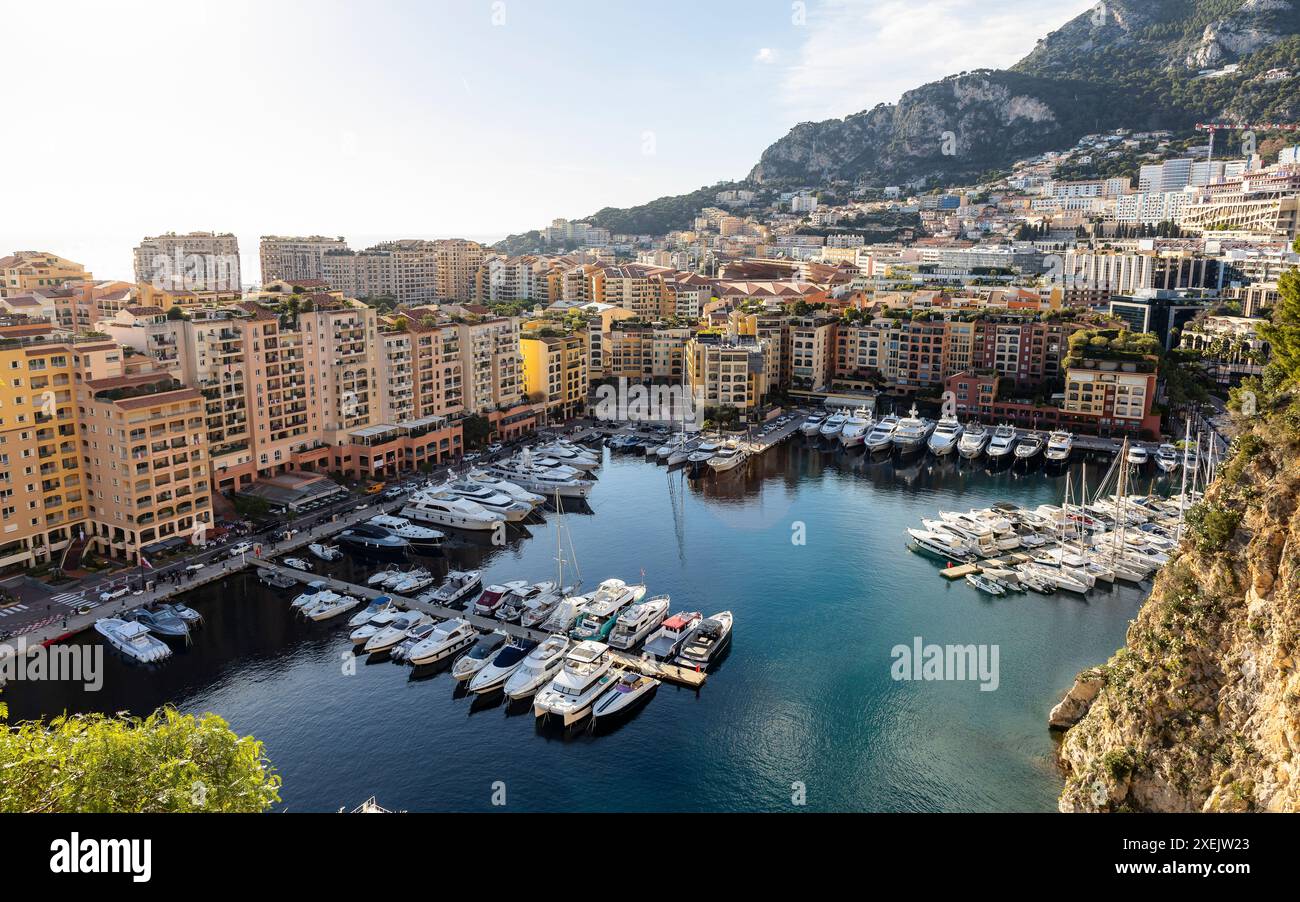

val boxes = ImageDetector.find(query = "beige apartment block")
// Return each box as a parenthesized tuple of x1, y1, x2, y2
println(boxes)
(259, 235, 349, 284)
(0, 251, 90, 299)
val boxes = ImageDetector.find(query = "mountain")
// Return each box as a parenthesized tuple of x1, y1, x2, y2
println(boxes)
(751, 0, 1300, 187)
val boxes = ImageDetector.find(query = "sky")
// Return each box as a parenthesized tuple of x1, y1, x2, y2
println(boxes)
(3, 0, 1090, 283)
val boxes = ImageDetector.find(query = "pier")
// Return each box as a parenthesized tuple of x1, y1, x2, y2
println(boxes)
(248, 559, 708, 689)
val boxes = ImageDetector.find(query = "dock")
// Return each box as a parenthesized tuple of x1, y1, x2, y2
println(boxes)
(248, 560, 708, 689)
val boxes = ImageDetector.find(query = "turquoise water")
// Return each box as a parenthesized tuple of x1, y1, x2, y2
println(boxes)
(4, 443, 1161, 811)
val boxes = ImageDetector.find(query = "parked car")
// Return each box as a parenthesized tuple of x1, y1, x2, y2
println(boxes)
(99, 587, 129, 602)
(228, 541, 254, 557)
(365, 482, 386, 495)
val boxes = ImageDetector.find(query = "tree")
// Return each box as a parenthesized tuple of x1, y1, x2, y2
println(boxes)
(0, 704, 280, 812)
(460, 414, 492, 449)
(1259, 269, 1300, 384)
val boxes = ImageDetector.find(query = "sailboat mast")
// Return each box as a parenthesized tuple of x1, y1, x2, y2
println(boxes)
(1175, 420, 1191, 545)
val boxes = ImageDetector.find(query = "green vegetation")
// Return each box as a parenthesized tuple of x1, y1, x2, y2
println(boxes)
(461, 413, 492, 449)
(0, 704, 279, 813)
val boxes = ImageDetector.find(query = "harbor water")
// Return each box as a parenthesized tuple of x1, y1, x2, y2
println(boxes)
(3, 442, 1164, 812)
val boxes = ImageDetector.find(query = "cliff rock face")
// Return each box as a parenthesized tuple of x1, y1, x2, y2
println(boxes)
(1185, 0, 1295, 69)
(1054, 429, 1300, 812)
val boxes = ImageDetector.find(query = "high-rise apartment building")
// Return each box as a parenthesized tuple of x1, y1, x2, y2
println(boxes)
(259, 236, 349, 284)
(133, 232, 241, 291)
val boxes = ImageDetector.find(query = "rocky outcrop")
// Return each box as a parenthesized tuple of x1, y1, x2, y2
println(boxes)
(1054, 424, 1300, 812)
(1185, 0, 1294, 69)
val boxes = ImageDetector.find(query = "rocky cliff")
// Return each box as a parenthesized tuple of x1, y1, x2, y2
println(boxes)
(1053, 418, 1300, 812)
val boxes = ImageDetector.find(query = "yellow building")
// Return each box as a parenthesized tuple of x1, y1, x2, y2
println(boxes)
(520, 332, 588, 423)
(686, 334, 769, 415)
(0, 251, 89, 298)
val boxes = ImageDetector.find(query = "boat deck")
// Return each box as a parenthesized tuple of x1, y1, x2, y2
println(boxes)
(250, 560, 707, 688)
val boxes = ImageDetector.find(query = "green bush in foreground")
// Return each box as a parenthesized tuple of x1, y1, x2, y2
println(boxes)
(0, 703, 280, 812)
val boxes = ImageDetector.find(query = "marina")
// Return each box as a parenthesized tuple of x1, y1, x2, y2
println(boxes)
(4, 433, 1166, 812)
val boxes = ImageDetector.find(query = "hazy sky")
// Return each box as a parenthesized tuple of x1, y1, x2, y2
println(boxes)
(4, 0, 1089, 282)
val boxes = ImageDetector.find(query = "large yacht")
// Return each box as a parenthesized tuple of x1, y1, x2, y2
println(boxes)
(440, 480, 534, 522)
(367, 514, 445, 551)
(406, 618, 478, 666)
(926, 416, 964, 456)
(838, 407, 874, 448)
(986, 424, 1017, 461)
(400, 490, 505, 531)
(337, 523, 409, 556)
(865, 415, 900, 453)
(957, 422, 989, 459)
(707, 441, 748, 473)
(503, 635, 571, 700)
(675, 611, 733, 671)
(1013, 431, 1045, 463)
(570, 578, 646, 641)
(484, 459, 594, 499)
(533, 640, 619, 726)
(890, 405, 934, 456)
(1044, 431, 1074, 464)
(1154, 443, 1180, 473)
(465, 471, 545, 507)
(533, 442, 600, 472)
(607, 595, 670, 650)
(819, 410, 849, 439)
(799, 413, 826, 437)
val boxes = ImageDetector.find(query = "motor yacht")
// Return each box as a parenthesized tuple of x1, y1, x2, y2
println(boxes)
(533, 640, 619, 726)
(666, 439, 699, 468)
(675, 611, 733, 670)
(1013, 432, 1045, 463)
(518, 586, 565, 628)
(607, 595, 670, 650)
(1154, 443, 1180, 473)
(464, 471, 545, 507)
(483, 460, 594, 499)
(966, 573, 1007, 596)
(503, 635, 571, 700)
(95, 618, 172, 663)
(642, 610, 702, 661)
(349, 609, 400, 645)
(592, 671, 660, 720)
(986, 424, 1017, 461)
(1044, 431, 1074, 463)
(391, 622, 438, 663)
(401, 490, 507, 531)
(365, 611, 433, 655)
(819, 410, 849, 440)
(367, 515, 445, 551)
(539, 595, 589, 634)
(308, 543, 343, 562)
(406, 618, 478, 667)
(337, 523, 410, 556)
(468, 639, 538, 693)
(1127, 445, 1150, 467)
(367, 565, 401, 587)
(890, 405, 934, 456)
(282, 557, 312, 572)
(534, 442, 600, 472)
(654, 434, 688, 462)
(157, 603, 202, 626)
(127, 608, 189, 640)
(838, 407, 874, 448)
(496, 581, 558, 623)
(421, 570, 483, 608)
(927, 417, 964, 456)
(707, 442, 748, 473)
(473, 581, 528, 618)
(259, 569, 298, 590)
(347, 598, 397, 629)
(685, 439, 721, 474)
(449, 632, 506, 681)
(441, 480, 534, 522)
(305, 593, 363, 622)
(865, 415, 900, 453)
(957, 422, 989, 459)
(800, 413, 826, 437)
(907, 527, 976, 562)
(390, 570, 437, 595)
(291, 580, 331, 610)
(570, 579, 646, 641)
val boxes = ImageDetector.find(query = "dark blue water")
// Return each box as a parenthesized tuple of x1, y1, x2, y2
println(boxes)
(5, 443, 1165, 812)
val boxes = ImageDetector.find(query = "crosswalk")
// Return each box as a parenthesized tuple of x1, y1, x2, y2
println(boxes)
(50, 592, 100, 610)
(0, 603, 29, 618)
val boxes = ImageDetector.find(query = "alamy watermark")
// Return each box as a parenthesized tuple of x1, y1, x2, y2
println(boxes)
(148, 248, 239, 292)
(890, 636, 999, 691)
(591, 377, 706, 429)
(0, 637, 103, 691)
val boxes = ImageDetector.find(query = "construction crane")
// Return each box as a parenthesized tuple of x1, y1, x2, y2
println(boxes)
(1195, 122, 1300, 162)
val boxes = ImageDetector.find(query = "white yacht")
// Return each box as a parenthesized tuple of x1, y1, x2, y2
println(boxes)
(367, 515, 445, 550)
(654, 434, 688, 461)
(467, 639, 538, 694)
(484, 460, 594, 499)
(1154, 443, 1180, 473)
(465, 471, 545, 507)
(305, 593, 363, 622)
(390, 570, 436, 594)
(907, 527, 976, 562)
(294, 588, 342, 614)
(838, 407, 873, 448)
(957, 422, 989, 459)
(518, 585, 564, 628)
(592, 671, 660, 719)
(503, 635, 571, 700)
(1013, 432, 1045, 463)
(308, 543, 343, 562)
(406, 618, 478, 666)
(865, 415, 900, 453)
(539, 595, 589, 634)
(986, 424, 1017, 461)
(570, 579, 647, 641)
(95, 618, 172, 663)
(890, 405, 934, 456)
(927, 417, 964, 456)
(367, 566, 401, 587)
(707, 441, 748, 473)
(347, 598, 396, 629)
(534, 442, 600, 472)
(819, 410, 849, 439)
(350, 609, 400, 645)
(675, 611, 733, 670)
(421, 570, 482, 608)
(800, 413, 826, 437)
(1127, 445, 1150, 467)
(496, 580, 558, 623)
(441, 480, 534, 522)
(366, 611, 433, 655)
(685, 438, 721, 471)
(1044, 431, 1074, 463)
(291, 581, 331, 610)
(473, 581, 528, 618)
(451, 631, 508, 681)
(282, 557, 312, 572)
(607, 595, 670, 650)
(400, 490, 505, 531)
(533, 640, 619, 726)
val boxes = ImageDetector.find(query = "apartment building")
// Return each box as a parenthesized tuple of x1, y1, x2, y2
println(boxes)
(520, 332, 588, 423)
(133, 232, 241, 291)
(259, 236, 349, 284)
(433, 239, 488, 302)
(788, 315, 838, 392)
(0, 251, 90, 299)
(79, 369, 212, 560)
(1061, 251, 1223, 304)
(593, 264, 674, 319)
(322, 240, 439, 304)
(598, 321, 690, 382)
(444, 311, 523, 414)
(686, 333, 769, 414)
(1181, 174, 1300, 239)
